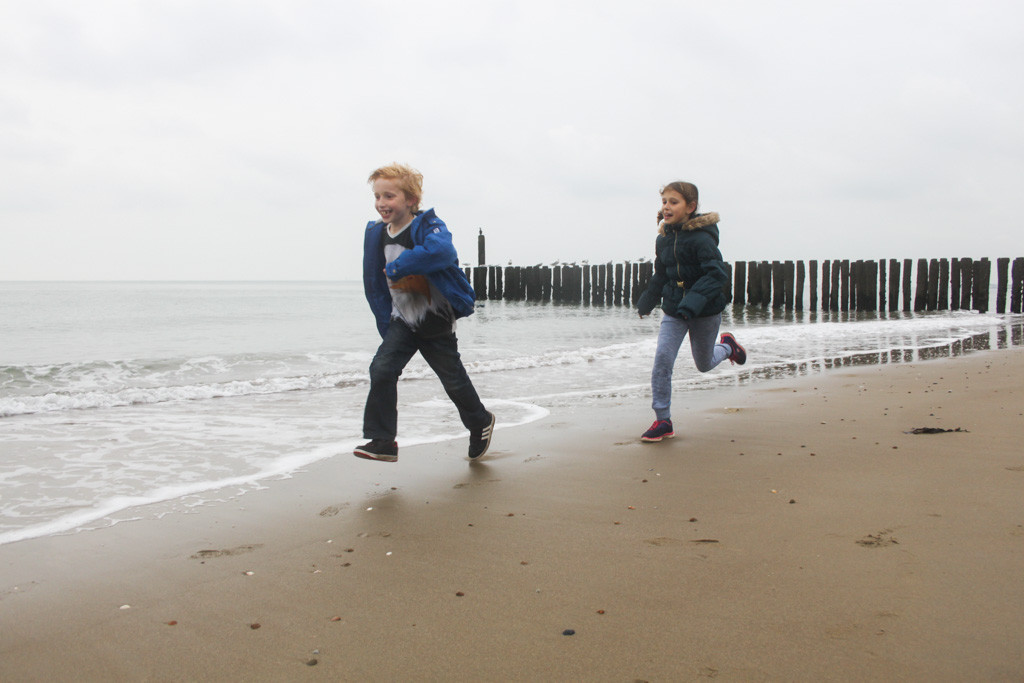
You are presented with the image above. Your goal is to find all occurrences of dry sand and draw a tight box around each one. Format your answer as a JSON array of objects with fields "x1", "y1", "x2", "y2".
[{"x1": 1, "y1": 348, "x2": 1022, "y2": 681}]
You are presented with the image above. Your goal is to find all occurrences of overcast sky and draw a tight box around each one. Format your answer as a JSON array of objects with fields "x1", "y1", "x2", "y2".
[{"x1": 2, "y1": 1, "x2": 1021, "y2": 281}]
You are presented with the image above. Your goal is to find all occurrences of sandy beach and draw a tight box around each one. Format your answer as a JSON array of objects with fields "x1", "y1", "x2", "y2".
[{"x1": 1, "y1": 348, "x2": 1022, "y2": 681}]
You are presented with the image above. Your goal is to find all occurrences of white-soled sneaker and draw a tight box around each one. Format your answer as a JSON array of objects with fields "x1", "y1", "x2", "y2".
[
  {"x1": 354, "y1": 439, "x2": 398, "y2": 463},
  {"x1": 468, "y1": 412, "x2": 495, "y2": 459}
]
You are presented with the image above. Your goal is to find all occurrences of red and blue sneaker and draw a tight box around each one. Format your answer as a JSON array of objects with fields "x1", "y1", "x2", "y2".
[
  {"x1": 720, "y1": 333, "x2": 747, "y2": 365},
  {"x1": 641, "y1": 419, "x2": 675, "y2": 442}
]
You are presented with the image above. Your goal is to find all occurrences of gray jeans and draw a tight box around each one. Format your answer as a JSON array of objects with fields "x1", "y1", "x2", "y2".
[{"x1": 651, "y1": 313, "x2": 730, "y2": 421}]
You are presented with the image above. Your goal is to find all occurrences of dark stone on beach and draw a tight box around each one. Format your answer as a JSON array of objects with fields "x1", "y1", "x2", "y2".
[
  {"x1": 907, "y1": 426, "x2": 968, "y2": 434},
  {"x1": 306, "y1": 659, "x2": 318, "y2": 666},
  {"x1": 562, "y1": 629, "x2": 575, "y2": 636}
]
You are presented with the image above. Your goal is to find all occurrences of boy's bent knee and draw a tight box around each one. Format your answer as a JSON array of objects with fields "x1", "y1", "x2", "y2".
[{"x1": 369, "y1": 356, "x2": 403, "y2": 383}]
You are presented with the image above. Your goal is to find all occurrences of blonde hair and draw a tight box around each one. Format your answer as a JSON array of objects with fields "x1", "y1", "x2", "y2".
[{"x1": 368, "y1": 163, "x2": 424, "y2": 212}]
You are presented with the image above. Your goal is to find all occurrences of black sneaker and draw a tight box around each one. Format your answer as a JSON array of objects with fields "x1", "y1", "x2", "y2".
[
  {"x1": 354, "y1": 439, "x2": 398, "y2": 463},
  {"x1": 468, "y1": 412, "x2": 495, "y2": 459},
  {"x1": 720, "y1": 333, "x2": 747, "y2": 365}
]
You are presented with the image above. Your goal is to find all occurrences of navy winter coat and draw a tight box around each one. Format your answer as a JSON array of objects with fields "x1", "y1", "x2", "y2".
[{"x1": 636, "y1": 212, "x2": 731, "y2": 320}]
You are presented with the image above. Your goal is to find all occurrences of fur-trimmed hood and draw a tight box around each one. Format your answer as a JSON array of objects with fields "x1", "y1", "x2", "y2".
[{"x1": 658, "y1": 211, "x2": 720, "y2": 237}]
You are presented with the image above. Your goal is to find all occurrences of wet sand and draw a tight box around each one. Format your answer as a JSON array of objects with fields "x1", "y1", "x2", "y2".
[{"x1": 1, "y1": 348, "x2": 1022, "y2": 681}]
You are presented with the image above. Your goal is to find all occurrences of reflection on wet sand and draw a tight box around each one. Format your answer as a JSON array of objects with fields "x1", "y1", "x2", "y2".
[{"x1": 729, "y1": 318, "x2": 1024, "y2": 387}]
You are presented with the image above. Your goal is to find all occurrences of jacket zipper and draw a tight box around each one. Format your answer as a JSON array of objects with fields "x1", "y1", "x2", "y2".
[{"x1": 674, "y1": 229, "x2": 684, "y2": 290}]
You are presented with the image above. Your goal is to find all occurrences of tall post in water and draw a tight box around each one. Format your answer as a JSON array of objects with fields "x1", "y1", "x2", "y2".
[
  {"x1": 850, "y1": 260, "x2": 860, "y2": 311},
  {"x1": 959, "y1": 258, "x2": 973, "y2": 310},
  {"x1": 938, "y1": 259, "x2": 950, "y2": 310},
  {"x1": 623, "y1": 261, "x2": 632, "y2": 305},
  {"x1": 585, "y1": 264, "x2": 593, "y2": 307},
  {"x1": 878, "y1": 259, "x2": 887, "y2": 313},
  {"x1": 771, "y1": 261, "x2": 784, "y2": 310},
  {"x1": 865, "y1": 260, "x2": 878, "y2": 312},
  {"x1": 914, "y1": 258, "x2": 928, "y2": 312},
  {"x1": 1011, "y1": 258, "x2": 1024, "y2": 314},
  {"x1": 784, "y1": 261, "x2": 795, "y2": 310},
  {"x1": 888, "y1": 259, "x2": 900, "y2": 311},
  {"x1": 902, "y1": 259, "x2": 912, "y2": 312},
  {"x1": 830, "y1": 260, "x2": 841, "y2": 311},
  {"x1": 840, "y1": 260, "x2": 850, "y2": 312},
  {"x1": 794, "y1": 260, "x2": 804, "y2": 311},
  {"x1": 478, "y1": 229, "x2": 485, "y2": 266},
  {"x1": 926, "y1": 259, "x2": 940, "y2": 311},
  {"x1": 734, "y1": 261, "x2": 747, "y2": 306},
  {"x1": 747, "y1": 262, "x2": 761, "y2": 306},
  {"x1": 631, "y1": 263, "x2": 642, "y2": 305},
  {"x1": 761, "y1": 261, "x2": 773, "y2": 308},
  {"x1": 614, "y1": 263, "x2": 624, "y2": 305},
  {"x1": 821, "y1": 260, "x2": 831, "y2": 311},
  {"x1": 951, "y1": 259, "x2": 961, "y2": 310},
  {"x1": 809, "y1": 260, "x2": 818, "y2": 311},
  {"x1": 973, "y1": 258, "x2": 990, "y2": 312},
  {"x1": 996, "y1": 258, "x2": 1009, "y2": 313}
]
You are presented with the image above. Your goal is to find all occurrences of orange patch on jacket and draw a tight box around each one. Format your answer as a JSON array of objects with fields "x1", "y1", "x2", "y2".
[{"x1": 389, "y1": 274, "x2": 431, "y2": 302}]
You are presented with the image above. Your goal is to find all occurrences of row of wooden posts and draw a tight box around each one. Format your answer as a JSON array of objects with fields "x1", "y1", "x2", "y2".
[{"x1": 462, "y1": 257, "x2": 1024, "y2": 314}]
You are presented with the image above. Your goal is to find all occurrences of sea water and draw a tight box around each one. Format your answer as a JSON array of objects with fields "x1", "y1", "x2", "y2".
[{"x1": 1, "y1": 281, "x2": 1021, "y2": 546}]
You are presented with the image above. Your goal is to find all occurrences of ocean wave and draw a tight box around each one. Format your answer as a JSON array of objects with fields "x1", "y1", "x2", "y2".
[
  {"x1": 0, "y1": 342, "x2": 656, "y2": 417},
  {"x1": 0, "y1": 371, "x2": 365, "y2": 417}
]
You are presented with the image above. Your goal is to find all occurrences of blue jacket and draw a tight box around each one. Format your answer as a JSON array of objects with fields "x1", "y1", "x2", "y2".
[
  {"x1": 363, "y1": 208, "x2": 476, "y2": 337},
  {"x1": 637, "y1": 212, "x2": 730, "y2": 319}
]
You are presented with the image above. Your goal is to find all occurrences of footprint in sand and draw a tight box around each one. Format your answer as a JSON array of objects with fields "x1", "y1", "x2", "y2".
[
  {"x1": 319, "y1": 504, "x2": 350, "y2": 517},
  {"x1": 644, "y1": 537, "x2": 684, "y2": 546},
  {"x1": 189, "y1": 544, "x2": 263, "y2": 559},
  {"x1": 856, "y1": 530, "x2": 898, "y2": 547},
  {"x1": 453, "y1": 479, "x2": 501, "y2": 489}
]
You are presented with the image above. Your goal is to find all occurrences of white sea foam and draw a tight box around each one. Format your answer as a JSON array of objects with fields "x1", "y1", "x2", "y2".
[{"x1": 0, "y1": 396, "x2": 549, "y2": 546}]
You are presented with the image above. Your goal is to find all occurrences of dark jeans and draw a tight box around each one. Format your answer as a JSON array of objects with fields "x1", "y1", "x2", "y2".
[{"x1": 363, "y1": 318, "x2": 489, "y2": 440}]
